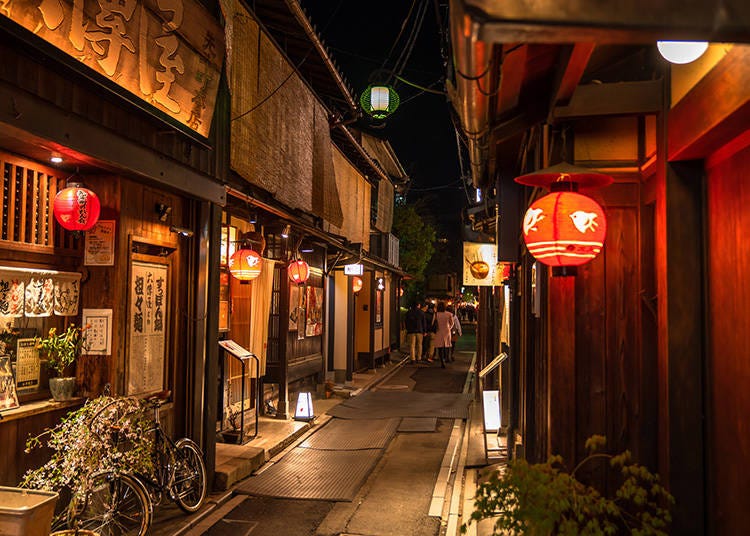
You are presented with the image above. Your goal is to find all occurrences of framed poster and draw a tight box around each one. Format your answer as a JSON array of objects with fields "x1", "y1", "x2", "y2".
[
  {"x1": 82, "y1": 309, "x2": 113, "y2": 355},
  {"x1": 127, "y1": 260, "x2": 169, "y2": 396},
  {"x1": 15, "y1": 338, "x2": 40, "y2": 390},
  {"x1": 305, "y1": 286, "x2": 323, "y2": 337},
  {"x1": 0, "y1": 355, "x2": 19, "y2": 411},
  {"x1": 289, "y1": 285, "x2": 300, "y2": 331},
  {"x1": 85, "y1": 221, "x2": 116, "y2": 266}
]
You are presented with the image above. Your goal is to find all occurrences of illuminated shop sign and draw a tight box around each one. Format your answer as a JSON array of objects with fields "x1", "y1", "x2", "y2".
[
  {"x1": 1, "y1": 0, "x2": 224, "y2": 137},
  {"x1": 344, "y1": 263, "x2": 363, "y2": 276}
]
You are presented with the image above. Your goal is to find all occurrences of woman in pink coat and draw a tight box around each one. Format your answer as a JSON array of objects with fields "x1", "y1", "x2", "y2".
[{"x1": 434, "y1": 302, "x2": 454, "y2": 368}]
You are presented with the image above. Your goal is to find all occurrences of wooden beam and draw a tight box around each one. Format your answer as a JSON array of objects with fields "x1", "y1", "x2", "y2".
[
  {"x1": 669, "y1": 46, "x2": 750, "y2": 161},
  {"x1": 496, "y1": 45, "x2": 528, "y2": 116},
  {"x1": 548, "y1": 44, "x2": 595, "y2": 123},
  {"x1": 465, "y1": 0, "x2": 750, "y2": 44},
  {"x1": 553, "y1": 79, "x2": 663, "y2": 119}
]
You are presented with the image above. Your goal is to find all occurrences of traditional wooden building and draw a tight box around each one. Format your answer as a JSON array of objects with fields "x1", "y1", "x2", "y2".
[
  {"x1": 218, "y1": 0, "x2": 406, "y2": 432},
  {"x1": 0, "y1": 0, "x2": 226, "y2": 486},
  {"x1": 449, "y1": 0, "x2": 750, "y2": 532}
]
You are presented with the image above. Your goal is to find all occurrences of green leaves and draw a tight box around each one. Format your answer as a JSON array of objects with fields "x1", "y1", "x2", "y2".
[
  {"x1": 462, "y1": 436, "x2": 674, "y2": 536},
  {"x1": 35, "y1": 324, "x2": 89, "y2": 377},
  {"x1": 392, "y1": 204, "x2": 436, "y2": 282}
]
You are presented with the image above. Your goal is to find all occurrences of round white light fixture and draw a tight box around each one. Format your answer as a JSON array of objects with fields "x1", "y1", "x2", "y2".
[
  {"x1": 657, "y1": 41, "x2": 709, "y2": 64},
  {"x1": 50, "y1": 156, "x2": 63, "y2": 164}
]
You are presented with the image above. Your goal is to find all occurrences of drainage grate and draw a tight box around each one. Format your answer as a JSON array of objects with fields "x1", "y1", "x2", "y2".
[
  {"x1": 298, "y1": 418, "x2": 399, "y2": 450},
  {"x1": 398, "y1": 417, "x2": 438, "y2": 432},
  {"x1": 326, "y1": 391, "x2": 472, "y2": 420}
]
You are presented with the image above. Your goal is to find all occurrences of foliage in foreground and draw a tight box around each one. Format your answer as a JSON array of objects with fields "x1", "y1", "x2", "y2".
[
  {"x1": 462, "y1": 435, "x2": 674, "y2": 536},
  {"x1": 21, "y1": 396, "x2": 155, "y2": 506}
]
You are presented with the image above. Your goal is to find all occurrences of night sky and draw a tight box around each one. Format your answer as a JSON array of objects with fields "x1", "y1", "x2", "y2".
[{"x1": 300, "y1": 1, "x2": 466, "y2": 245}]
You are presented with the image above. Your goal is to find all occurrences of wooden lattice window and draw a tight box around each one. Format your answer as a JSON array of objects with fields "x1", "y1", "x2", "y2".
[{"x1": 0, "y1": 153, "x2": 68, "y2": 250}]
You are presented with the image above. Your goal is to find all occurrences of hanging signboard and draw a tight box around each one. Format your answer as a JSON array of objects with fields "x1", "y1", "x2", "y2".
[
  {"x1": 0, "y1": 0, "x2": 224, "y2": 137},
  {"x1": 463, "y1": 242, "x2": 505, "y2": 286},
  {"x1": 85, "y1": 220, "x2": 116, "y2": 266},
  {"x1": 127, "y1": 261, "x2": 168, "y2": 396},
  {"x1": 344, "y1": 263, "x2": 363, "y2": 276}
]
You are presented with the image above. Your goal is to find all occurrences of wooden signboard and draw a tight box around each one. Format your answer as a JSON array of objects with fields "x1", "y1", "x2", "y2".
[{"x1": 0, "y1": 0, "x2": 224, "y2": 137}]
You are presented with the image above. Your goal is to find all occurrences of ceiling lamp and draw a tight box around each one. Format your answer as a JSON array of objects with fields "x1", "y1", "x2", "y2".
[
  {"x1": 229, "y1": 248, "x2": 262, "y2": 281},
  {"x1": 53, "y1": 182, "x2": 101, "y2": 231},
  {"x1": 657, "y1": 41, "x2": 709, "y2": 64},
  {"x1": 287, "y1": 259, "x2": 310, "y2": 285},
  {"x1": 360, "y1": 84, "x2": 400, "y2": 120},
  {"x1": 515, "y1": 163, "x2": 612, "y2": 275},
  {"x1": 352, "y1": 276, "x2": 363, "y2": 293}
]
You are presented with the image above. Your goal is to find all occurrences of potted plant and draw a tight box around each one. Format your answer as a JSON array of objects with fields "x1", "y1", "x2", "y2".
[
  {"x1": 461, "y1": 435, "x2": 674, "y2": 536},
  {"x1": 36, "y1": 324, "x2": 88, "y2": 401}
]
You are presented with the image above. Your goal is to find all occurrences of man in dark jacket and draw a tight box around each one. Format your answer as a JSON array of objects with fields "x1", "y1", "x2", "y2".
[{"x1": 405, "y1": 301, "x2": 426, "y2": 363}]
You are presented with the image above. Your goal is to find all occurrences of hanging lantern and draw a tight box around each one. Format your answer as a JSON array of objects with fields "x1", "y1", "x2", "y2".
[
  {"x1": 360, "y1": 84, "x2": 400, "y2": 119},
  {"x1": 53, "y1": 183, "x2": 101, "y2": 231},
  {"x1": 515, "y1": 163, "x2": 612, "y2": 273},
  {"x1": 229, "y1": 249, "x2": 262, "y2": 281},
  {"x1": 287, "y1": 259, "x2": 310, "y2": 284},
  {"x1": 521, "y1": 191, "x2": 607, "y2": 267},
  {"x1": 352, "y1": 276, "x2": 363, "y2": 293}
]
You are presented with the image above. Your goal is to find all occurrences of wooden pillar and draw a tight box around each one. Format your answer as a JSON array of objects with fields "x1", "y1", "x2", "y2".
[
  {"x1": 277, "y1": 267, "x2": 290, "y2": 418},
  {"x1": 665, "y1": 160, "x2": 706, "y2": 534},
  {"x1": 547, "y1": 274, "x2": 576, "y2": 466}
]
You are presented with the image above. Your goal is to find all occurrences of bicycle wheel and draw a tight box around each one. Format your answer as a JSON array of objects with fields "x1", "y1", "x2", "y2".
[
  {"x1": 68, "y1": 472, "x2": 152, "y2": 536},
  {"x1": 172, "y1": 438, "x2": 207, "y2": 513}
]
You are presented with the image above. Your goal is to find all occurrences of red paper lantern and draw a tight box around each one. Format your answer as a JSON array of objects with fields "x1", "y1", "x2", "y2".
[
  {"x1": 522, "y1": 191, "x2": 607, "y2": 267},
  {"x1": 53, "y1": 184, "x2": 101, "y2": 231},
  {"x1": 229, "y1": 249, "x2": 262, "y2": 280},
  {"x1": 287, "y1": 260, "x2": 310, "y2": 284},
  {"x1": 352, "y1": 276, "x2": 363, "y2": 293}
]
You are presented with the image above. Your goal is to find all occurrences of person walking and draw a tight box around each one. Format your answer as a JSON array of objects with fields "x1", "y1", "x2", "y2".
[
  {"x1": 447, "y1": 305, "x2": 462, "y2": 361},
  {"x1": 404, "y1": 301, "x2": 426, "y2": 364},
  {"x1": 423, "y1": 303, "x2": 438, "y2": 361},
  {"x1": 434, "y1": 302, "x2": 454, "y2": 368}
]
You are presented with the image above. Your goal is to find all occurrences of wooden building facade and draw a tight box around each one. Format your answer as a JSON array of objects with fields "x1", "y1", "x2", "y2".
[
  {"x1": 449, "y1": 0, "x2": 750, "y2": 533},
  {"x1": 0, "y1": 0, "x2": 227, "y2": 486}
]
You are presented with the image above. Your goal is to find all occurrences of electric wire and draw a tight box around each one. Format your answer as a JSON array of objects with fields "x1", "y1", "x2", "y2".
[{"x1": 390, "y1": 0, "x2": 429, "y2": 85}]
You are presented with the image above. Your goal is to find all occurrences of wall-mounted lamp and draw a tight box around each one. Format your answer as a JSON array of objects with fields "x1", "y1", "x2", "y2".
[
  {"x1": 281, "y1": 224, "x2": 291, "y2": 239},
  {"x1": 50, "y1": 155, "x2": 63, "y2": 164},
  {"x1": 170, "y1": 225, "x2": 194, "y2": 237},
  {"x1": 249, "y1": 212, "x2": 258, "y2": 224},
  {"x1": 156, "y1": 203, "x2": 172, "y2": 222},
  {"x1": 300, "y1": 245, "x2": 314, "y2": 253},
  {"x1": 657, "y1": 40, "x2": 709, "y2": 64}
]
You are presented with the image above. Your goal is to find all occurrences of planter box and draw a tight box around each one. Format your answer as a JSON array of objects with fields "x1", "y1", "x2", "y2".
[{"x1": 0, "y1": 486, "x2": 58, "y2": 536}]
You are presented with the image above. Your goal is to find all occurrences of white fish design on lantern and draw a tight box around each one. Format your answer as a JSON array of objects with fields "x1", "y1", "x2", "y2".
[
  {"x1": 523, "y1": 208, "x2": 545, "y2": 235},
  {"x1": 570, "y1": 211, "x2": 599, "y2": 233}
]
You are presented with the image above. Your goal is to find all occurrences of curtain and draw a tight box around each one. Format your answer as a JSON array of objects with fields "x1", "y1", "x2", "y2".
[{"x1": 249, "y1": 259, "x2": 275, "y2": 377}]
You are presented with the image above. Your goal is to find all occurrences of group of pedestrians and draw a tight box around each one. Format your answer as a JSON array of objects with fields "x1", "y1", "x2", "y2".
[{"x1": 404, "y1": 300, "x2": 462, "y2": 368}]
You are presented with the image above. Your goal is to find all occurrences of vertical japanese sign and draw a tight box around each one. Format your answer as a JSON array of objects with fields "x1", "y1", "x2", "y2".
[
  {"x1": 0, "y1": 0, "x2": 223, "y2": 137},
  {"x1": 127, "y1": 261, "x2": 168, "y2": 395},
  {"x1": 15, "y1": 338, "x2": 40, "y2": 390}
]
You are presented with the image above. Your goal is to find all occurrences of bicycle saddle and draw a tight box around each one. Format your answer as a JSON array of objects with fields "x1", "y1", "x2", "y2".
[{"x1": 146, "y1": 390, "x2": 172, "y2": 404}]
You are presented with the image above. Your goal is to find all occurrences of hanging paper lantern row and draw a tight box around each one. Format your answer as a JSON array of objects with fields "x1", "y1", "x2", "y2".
[
  {"x1": 53, "y1": 184, "x2": 101, "y2": 231},
  {"x1": 522, "y1": 191, "x2": 607, "y2": 267},
  {"x1": 352, "y1": 276, "x2": 363, "y2": 293},
  {"x1": 229, "y1": 249, "x2": 262, "y2": 281},
  {"x1": 287, "y1": 260, "x2": 310, "y2": 284}
]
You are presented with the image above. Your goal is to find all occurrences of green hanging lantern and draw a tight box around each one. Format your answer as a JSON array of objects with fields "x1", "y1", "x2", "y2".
[{"x1": 360, "y1": 84, "x2": 400, "y2": 119}]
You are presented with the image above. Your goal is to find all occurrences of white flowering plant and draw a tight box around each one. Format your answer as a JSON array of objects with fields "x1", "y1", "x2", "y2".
[{"x1": 21, "y1": 395, "x2": 155, "y2": 520}]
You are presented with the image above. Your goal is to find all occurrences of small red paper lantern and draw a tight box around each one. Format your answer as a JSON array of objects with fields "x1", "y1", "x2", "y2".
[
  {"x1": 522, "y1": 191, "x2": 607, "y2": 267},
  {"x1": 229, "y1": 249, "x2": 262, "y2": 281},
  {"x1": 352, "y1": 276, "x2": 363, "y2": 293},
  {"x1": 53, "y1": 184, "x2": 101, "y2": 231},
  {"x1": 287, "y1": 260, "x2": 310, "y2": 284}
]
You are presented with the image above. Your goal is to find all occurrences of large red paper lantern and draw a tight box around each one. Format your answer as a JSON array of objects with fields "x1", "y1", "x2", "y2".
[
  {"x1": 352, "y1": 276, "x2": 363, "y2": 293},
  {"x1": 522, "y1": 191, "x2": 607, "y2": 267},
  {"x1": 53, "y1": 184, "x2": 101, "y2": 231},
  {"x1": 287, "y1": 260, "x2": 310, "y2": 284},
  {"x1": 229, "y1": 249, "x2": 262, "y2": 281}
]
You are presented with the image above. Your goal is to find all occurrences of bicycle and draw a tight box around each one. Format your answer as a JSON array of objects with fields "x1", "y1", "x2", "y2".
[{"x1": 68, "y1": 391, "x2": 207, "y2": 536}]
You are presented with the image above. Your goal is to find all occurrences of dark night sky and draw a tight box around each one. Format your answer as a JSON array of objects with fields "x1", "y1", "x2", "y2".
[{"x1": 300, "y1": 1, "x2": 466, "y2": 242}]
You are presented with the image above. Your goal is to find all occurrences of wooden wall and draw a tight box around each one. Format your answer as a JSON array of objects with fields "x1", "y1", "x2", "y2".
[
  {"x1": 537, "y1": 178, "x2": 653, "y2": 490},
  {"x1": 705, "y1": 141, "x2": 750, "y2": 533}
]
